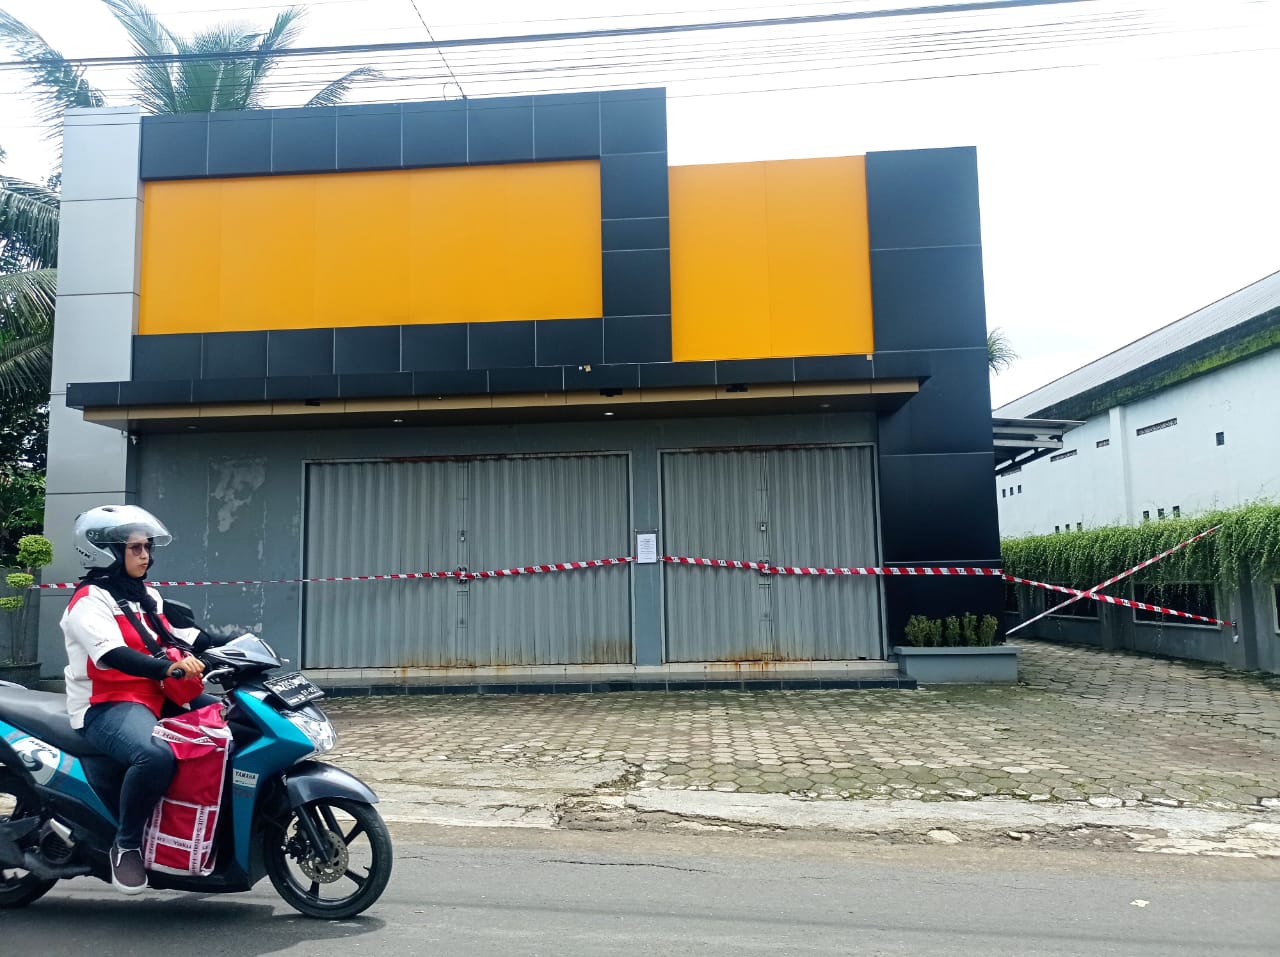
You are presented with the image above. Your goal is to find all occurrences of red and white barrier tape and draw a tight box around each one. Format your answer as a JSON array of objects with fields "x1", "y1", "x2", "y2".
[
  {"x1": 33, "y1": 546, "x2": 1230, "y2": 629},
  {"x1": 34, "y1": 557, "x2": 635, "y2": 591},
  {"x1": 1006, "y1": 524, "x2": 1221, "y2": 635},
  {"x1": 1003, "y1": 573, "x2": 1232, "y2": 628}
]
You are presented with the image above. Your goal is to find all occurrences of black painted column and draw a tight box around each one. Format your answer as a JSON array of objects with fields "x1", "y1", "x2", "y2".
[{"x1": 865, "y1": 147, "x2": 1002, "y2": 645}]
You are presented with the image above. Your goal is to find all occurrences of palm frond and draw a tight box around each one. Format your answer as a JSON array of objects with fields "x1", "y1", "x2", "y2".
[
  {"x1": 987, "y1": 328, "x2": 1018, "y2": 374},
  {"x1": 303, "y1": 66, "x2": 384, "y2": 108},
  {"x1": 0, "y1": 269, "x2": 58, "y2": 324},
  {"x1": 0, "y1": 11, "x2": 107, "y2": 133},
  {"x1": 0, "y1": 268, "x2": 55, "y2": 395},
  {"x1": 173, "y1": 25, "x2": 259, "y2": 112},
  {"x1": 101, "y1": 0, "x2": 180, "y2": 113},
  {"x1": 0, "y1": 178, "x2": 60, "y2": 267},
  {"x1": 242, "y1": 7, "x2": 306, "y2": 110}
]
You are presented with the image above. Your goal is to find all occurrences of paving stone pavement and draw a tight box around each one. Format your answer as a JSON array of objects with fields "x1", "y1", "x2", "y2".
[{"x1": 324, "y1": 639, "x2": 1280, "y2": 813}]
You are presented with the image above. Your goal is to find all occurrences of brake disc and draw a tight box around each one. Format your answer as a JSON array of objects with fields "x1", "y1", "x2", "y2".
[{"x1": 293, "y1": 829, "x2": 348, "y2": 884}]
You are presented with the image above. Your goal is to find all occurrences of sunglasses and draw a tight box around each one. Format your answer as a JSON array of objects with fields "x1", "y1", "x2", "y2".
[{"x1": 125, "y1": 542, "x2": 155, "y2": 555}]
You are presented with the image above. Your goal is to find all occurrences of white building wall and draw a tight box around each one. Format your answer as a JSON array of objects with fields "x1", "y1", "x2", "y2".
[
  {"x1": 39, "y1": 108, "x2": 144, "y2": 640},
  {"x1": 997, "y1": 348, "x2": 1280, "y2": 537}
]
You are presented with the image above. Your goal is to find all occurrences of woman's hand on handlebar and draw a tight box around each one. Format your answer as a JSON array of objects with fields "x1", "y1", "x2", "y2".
[{"x1": 168, "y1": 655, "x2": 205, "y2": 679}]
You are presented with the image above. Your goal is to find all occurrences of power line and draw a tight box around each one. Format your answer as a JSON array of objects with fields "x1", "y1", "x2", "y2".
[
  {"x1": 405, "y1": 0, "x2": 466, "y2": 98},
  {"x1": 0, "y1": 0, "x2": 1097, "y2": 69}
]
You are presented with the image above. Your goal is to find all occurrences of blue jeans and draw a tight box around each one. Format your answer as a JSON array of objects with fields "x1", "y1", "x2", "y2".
[{"x1": 81, "y1": 702, "x2": 174, "y2": 849}]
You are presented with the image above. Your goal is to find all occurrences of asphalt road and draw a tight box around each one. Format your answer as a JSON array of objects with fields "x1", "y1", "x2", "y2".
[{"x1": 3, "y1": 827, "x2": 1277, "y2": 956}]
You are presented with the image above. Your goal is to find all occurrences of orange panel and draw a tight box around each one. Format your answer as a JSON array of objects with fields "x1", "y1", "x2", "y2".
[
  {"x1": 139, "y1": 162, "x2": 602, "y2": 335},
  {"x1": 669, "y1": 156, "x2": 874, "y2": 362}
]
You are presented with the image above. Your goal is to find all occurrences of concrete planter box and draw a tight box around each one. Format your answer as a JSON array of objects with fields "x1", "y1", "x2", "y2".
[{"x1": 892, "y1": 645, "x2": 1020, "y2": 683}]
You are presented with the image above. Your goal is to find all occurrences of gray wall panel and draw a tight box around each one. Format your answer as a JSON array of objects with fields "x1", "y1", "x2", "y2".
[{"x1": 124, "y1": 413, "x2": 879, "y2": 676}]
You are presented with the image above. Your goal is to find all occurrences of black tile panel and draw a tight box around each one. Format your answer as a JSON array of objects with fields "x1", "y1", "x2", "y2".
[
  {"x1": 488, "y1": 366, "x2": 564, "y2": 393},
  {"x1": 600, "y1": 89, "x2": 667, "y2": 154},
  {"x1": 267, "y1": 329, "x2": 335, "y2": 376},
  {"x1": 469, "y1": 320, "x2": 534, "y2": 369},
  {"x1": 336, "y1": 104, "x2": 402, "y2": 171},
  {"x1": 467, "y1": 96, "x2": 534, "y2": 164},
  {"x1": 412, "y1": 369, "x2": 489, "y2": 396},
  {"x1": 877, "y1": 347, "x2": 992, "y2": 456},
  {"x1": 192, "y1": 377, "x2": 267, "y2": 403},
  {"x1": 533, "y1": 93, "x2": 601, "y2": 160},
  {"x1": 535, "y1": 317, "x2": 602, "y2": 367},
  {"x1": 340, "y1": 372, "x2": 414, "y2": 398},
  {"x1": 865, "y1": 146, "x2": 982, "y2": 251},
  {"x1": 716, "y1": 358, "x2": 795, "y2": 385},
  {"x1": 602, "y1": 249, "x2": 671, "y2": 318},
  {"x1": 869, "y1": 245, "x2": 987, "y2": 352},
  {"x1": 132, "y1": 334, "x2": 202, "y2": 381},
  {"x1": 414, "y1": 368, "x2": 488, "y2": 394},
  {"x1": 877, "y1": 451, "x2": 1001, "y2": 566},
  {"x1": 264, "y1": 375, "x2": 341, "y2": 401},
  {"x1": 881, "y1": 575, "x2": 1004, "y2": 651},
  {"x1": 66, "y1": 381, "x2": 121, "y2": 408},
  {"x1": 563, "y1": 363, "x2": 639, "y2": 391},
  {"x1": 271, "y1": 108, "x2": 336, "y2": 174},
  {"x1": 868, "y1": 350, "x2": 930, "y2": 380},
  {"x1": 140, "y1": 115, "x2": 209, "y2": 179},
  {"x1": 638, "y1": 360, "x2": 715, "y2": 388},
  {"x1": 402, "y1": 101, "x2": 468, "y2": 167},
  {"x1": 600, "y1": 152, "x2": 670, "y2": 220},
  {"x1": 605, "y1": 315, "x2": 673, "y2": 365},
  {"x1": 334, "y1": 326, "x2": 401, "y2": 374},
  {"x1": 207, "y1": 113, "x2": 271, "y2": 177},
  {"x1": 794, "y1": 354, "x2": 876, "y2": 382},
  {"x1": 202, "y1": 331, "x2": 268, "y2": 379},
  {"x1": 602, "y1": 217, "x2": 669, "y2": 251},
  {"x1": 402, "y1": 323, "x2": 469, "y2": 371},
  {"x1": 119, "y1": 379, "x2": 193, "y2": 405}
]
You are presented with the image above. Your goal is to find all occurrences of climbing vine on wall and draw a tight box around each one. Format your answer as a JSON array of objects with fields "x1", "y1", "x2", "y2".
[{"x1": 1001, "y1": 503, "x2": 1280, "y2": 590}]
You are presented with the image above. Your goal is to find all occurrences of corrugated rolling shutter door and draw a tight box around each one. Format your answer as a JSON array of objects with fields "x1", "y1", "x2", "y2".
[
  {"x1": 304, "y1": 453, "x2": 631, "y2": 668},
  {"x1": 463, "y1": 454, "x2": 632, "y2": 665},
  {"x1": 662, "y1": 445, "x2": 882, "y2": 662}
]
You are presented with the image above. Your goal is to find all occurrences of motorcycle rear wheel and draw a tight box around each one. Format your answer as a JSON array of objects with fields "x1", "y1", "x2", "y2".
[
  {"x1": 0, "y1": 772, "x2": 57, "y2": 909},
  {"x1": 264, "y1": 797, "x2": 392, "y2": 919}
]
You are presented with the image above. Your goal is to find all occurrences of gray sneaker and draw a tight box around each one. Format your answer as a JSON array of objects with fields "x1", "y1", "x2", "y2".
[{"x1": 110, "y1": 845, "x2": 147, "y2": 895}]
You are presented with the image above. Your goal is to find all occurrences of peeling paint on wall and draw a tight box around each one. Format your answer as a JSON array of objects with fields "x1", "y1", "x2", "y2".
[{"x1": 211, "y1": 459, "x2": 266, "y2": 533}]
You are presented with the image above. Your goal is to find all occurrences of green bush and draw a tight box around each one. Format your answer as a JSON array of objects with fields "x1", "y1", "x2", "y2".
[
  {"x1": 904, "y1": 612, "x2": 1002, "y2": 647},
  {"x1": 977, "y1": 615, "x2": 999, "y2": 646},
  {"x1": 16, "y1": 535, "x2": 53, "y2": 569},
  {"x1": 5, "y1": 572, "x2": 34, "y2": 591},
  {"x1": 1001, "y1": 502, "x2": 1280, "y2": 590}
]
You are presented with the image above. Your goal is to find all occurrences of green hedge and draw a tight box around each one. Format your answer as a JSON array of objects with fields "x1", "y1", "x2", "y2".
[{"x1": 1001, "y1": 503, "x2": 1280, "y2": 590}]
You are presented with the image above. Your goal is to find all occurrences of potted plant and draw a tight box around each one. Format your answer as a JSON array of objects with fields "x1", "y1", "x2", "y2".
[
  {"x1": 892, "y1": 612, "x2": 1019, "y2": 683},
  {"x1": 1, "y1": 534, "x2": 53, "y2": 688}
]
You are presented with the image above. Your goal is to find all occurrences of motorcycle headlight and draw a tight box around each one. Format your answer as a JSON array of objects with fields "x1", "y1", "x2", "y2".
[{"x1": 284, "y1": 707, "x2": 337, "y2": 756}]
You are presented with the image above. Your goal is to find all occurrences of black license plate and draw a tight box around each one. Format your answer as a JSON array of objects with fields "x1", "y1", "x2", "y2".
[{"x1": 264, "y1": 672, "x2": 324, "y2": 707}]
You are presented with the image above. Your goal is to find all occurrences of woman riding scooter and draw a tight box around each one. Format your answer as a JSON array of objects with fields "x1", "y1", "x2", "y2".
[{"x1": 61, "y1": 504, "x2": 223, "y2": 895}]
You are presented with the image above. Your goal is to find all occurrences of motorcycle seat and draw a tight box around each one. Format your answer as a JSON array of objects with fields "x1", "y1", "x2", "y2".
[{"x1": 0, "y1": 686, "x2": 105, "y2": 757}]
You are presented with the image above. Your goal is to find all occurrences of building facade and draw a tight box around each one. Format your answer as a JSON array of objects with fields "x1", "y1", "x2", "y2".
[
  {"x1": 41, "y1": 89, "x2": 1000, "y2": 680},
  {"x1": 995, "y1": 272, "x2": 1280, "y2": 673}
]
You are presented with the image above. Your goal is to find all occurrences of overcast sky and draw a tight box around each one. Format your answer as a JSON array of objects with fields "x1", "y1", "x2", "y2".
[{"x1": 1, "y1": 0, "x2": 1276, "y2": 408}]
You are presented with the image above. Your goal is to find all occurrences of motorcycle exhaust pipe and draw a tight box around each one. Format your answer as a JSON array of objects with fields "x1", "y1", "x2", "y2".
[{"x1": 0, "y1": 817, "x2": 90, "y2": 880}]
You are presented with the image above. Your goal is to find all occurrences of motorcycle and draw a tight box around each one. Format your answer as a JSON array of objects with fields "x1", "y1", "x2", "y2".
[{"x1": 0, "y1": 601, "x2": 392, "y2": 919}]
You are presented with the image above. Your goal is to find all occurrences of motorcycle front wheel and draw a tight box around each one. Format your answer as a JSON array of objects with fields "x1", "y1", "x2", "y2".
[
  {"x1": 0, "y1": 772, "x2": 57, "y2": 909},
  {"x1": 264, "y1": 797, "x2": 392, "y2": 919}
]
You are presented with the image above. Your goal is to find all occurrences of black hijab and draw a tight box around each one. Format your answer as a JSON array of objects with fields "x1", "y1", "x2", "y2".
[{"x1": 80, "y1": 544, "x2": 157, "y2": 613}]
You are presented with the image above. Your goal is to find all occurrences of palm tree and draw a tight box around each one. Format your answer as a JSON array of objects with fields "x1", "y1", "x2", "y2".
[
  {"x1": 0, "y1": 2, "x2": 378, "y2": 118},
  {"x1": 0, "y1": 173, "x2": 59, "y2": 396},
  {"x1": 987, "y1": 327, "x2": 1017, "y2": 374},
  {"x1": 0, "y1": 1, "x2": 379, "y2": 393}
]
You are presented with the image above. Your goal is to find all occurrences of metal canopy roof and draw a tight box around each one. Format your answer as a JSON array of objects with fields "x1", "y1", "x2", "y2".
[{"x1": 993, "y1": 416, "x2": 1084, "y2": 476}]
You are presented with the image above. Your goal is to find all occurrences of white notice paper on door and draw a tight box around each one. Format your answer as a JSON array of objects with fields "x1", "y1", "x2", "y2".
[{"x1": 636, "y1": 532, "x2": 658, "y2": 564}]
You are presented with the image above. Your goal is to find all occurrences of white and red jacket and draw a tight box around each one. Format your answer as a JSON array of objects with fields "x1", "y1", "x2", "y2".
[{"x1": 61, "y1": 583, "x2": 202, "y2": 729}]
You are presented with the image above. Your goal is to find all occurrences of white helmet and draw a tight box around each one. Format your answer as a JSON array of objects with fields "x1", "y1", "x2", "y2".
[{"x1": 73, "y1": 504, "x2": 173, "y2": 570}]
